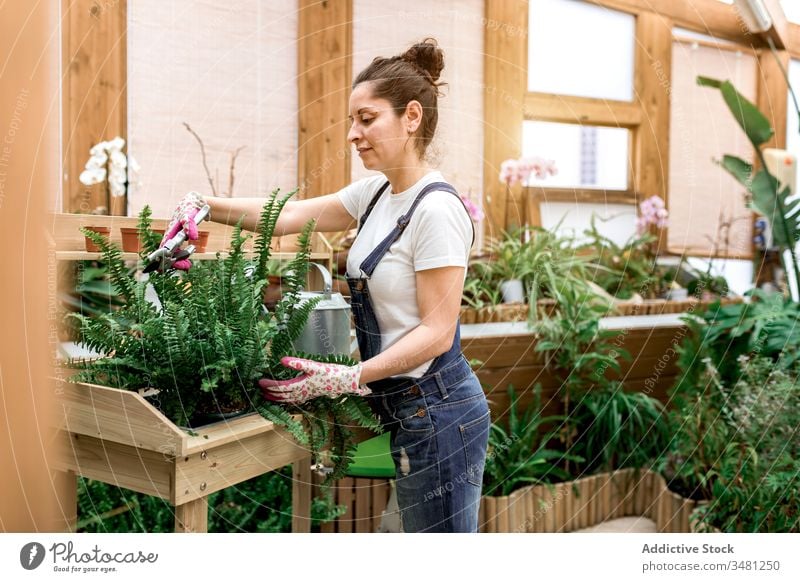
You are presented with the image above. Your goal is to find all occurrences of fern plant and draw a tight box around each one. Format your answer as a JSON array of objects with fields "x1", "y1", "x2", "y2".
[
  {"x1": 483, "y1": 384, "x2": 581, "y2": 497},
  {"x1": 67, "y1": 192, "x2": 381, "y2": 479}
]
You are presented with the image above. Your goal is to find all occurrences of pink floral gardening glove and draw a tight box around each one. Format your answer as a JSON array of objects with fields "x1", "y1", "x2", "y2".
[
  {"x1": 160, "y1": 191, "x2": 206, "y2": 271},
  {"x1": 258, "y1": 356, "x2": 370, "y2": 404}
]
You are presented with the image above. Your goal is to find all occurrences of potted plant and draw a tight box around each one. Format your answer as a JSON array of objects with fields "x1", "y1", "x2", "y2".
[{"x1": 67, "y1": 191, "x2": 381, "y2": 482}]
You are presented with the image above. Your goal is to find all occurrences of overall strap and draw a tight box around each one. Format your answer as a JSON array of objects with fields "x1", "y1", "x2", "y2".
[
  {"x1": 358, "y1": 181, "x2": 473, "y2": 278},
  {"x1": 357, "y1": 181, "x2": 391, "y2": 234}
]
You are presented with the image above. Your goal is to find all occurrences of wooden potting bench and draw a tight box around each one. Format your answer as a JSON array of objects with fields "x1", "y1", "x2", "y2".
[{"x1": 51, "y1": 212, "x2": 351, "y2": 532}]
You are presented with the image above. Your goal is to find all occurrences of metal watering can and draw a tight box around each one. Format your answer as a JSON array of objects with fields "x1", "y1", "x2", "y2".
[{"x1": 292, "y1": 263, "x2": 352, "y2": 357}]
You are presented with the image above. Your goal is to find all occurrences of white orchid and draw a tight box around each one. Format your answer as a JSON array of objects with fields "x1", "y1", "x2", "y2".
[
  {"x1": 106, "y1": 136, "x2": 125, "y2": 152},
  {"x1": 109, "y1": 150, "x2": 127, "y2": 169},
  {"x1": 79, "y1": 136, "x2": 137, "y2": 199},
  {"x1": 79, "y1": 167, "x2": 106, "y2": 186}
]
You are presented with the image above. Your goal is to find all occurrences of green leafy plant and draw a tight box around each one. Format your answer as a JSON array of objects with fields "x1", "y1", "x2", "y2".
[
  {"x1": 463, "y1": 224, "x2": 596, "y2": 321},
  {"x1": 580, "y1": 215, "x2": 666, "y2": 300},
  {"x1": 675, "y1": 290, "x2": 800, "y2": 392},
  {"x1": 483, "y1": 385, "x2": 582, "y2": 497},
  {"x1": 677, "y1": 356, "x2": 800, "y2": 531},
  {"x1": 698, "y1": 75, "x2": 800, "y2": 290},
  {"x1": 569, "y1": 381, "x2": 669, "y2": 474},
  {"x1": 66, "y1": 193, "x2": 380, "y2": 481}
]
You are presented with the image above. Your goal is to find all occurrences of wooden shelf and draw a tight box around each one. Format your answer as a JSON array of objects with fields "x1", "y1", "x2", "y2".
[{"x1": 56, "y1": 250, "x2": 332, "y2": 262}]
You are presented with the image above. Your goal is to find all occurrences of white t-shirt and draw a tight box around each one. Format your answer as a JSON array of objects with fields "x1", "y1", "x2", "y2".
[{"x1": 336, "y1": 171, "x2": 473, "y2": 377}]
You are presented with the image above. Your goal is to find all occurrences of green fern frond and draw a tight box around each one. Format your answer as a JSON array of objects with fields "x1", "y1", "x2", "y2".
[{"x1": 81, "y1": 228, "x2": 136, "y2": 303}]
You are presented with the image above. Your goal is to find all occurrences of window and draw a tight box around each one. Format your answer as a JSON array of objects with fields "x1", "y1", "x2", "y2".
[
  {"x1": 522, "y1": 120, "x2": 629, "y2": 190},
  {"x1": 528, "y1": 0, "x2": 635, "y2": 101}
]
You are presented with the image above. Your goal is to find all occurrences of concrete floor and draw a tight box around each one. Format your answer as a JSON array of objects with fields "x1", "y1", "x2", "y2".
[{"x1": 573, "y1": 516, "x2": 658, "y2": 533}]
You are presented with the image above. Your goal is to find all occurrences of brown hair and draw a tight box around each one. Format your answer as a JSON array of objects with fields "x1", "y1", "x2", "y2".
[{"x1": 353, "y1": 38, "x2": 446, "y2": 159}]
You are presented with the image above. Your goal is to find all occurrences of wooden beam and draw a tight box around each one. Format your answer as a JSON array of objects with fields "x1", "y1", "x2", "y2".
[
  {"x1": 790, "y1": 23, "x2": 800, "y2": 58},
  {"x1": 757, "y1": 49, "x2": 790, "y2": 151},
  {"x1": 292, "y1": 460, "x2": 313, "y2": 533},
  {"x1": 297, "y1": 0, "x2": 352, "y2": 200},
  {"x1": 523, "y1": 92, "x2": 642, "y2": 128},
  {"x1": 634, "y1": 12, "x2": 673, "y2": 252},
  {"x1": 528, "y1": 187, "x2": 637, "y2": 205},
  {"x1": 175, "y1": 498, "x2": 208, "y2": 533},
  {"x1": 62, "y1": 0, "x2": 127, "y2": 216},
  {"x1": 586, "y1": 0, "x2": 766, "y2": 45},
  {"x1": 764, "y1": 0, "x2": 790, "y2": 50},
  {"x1": 484, "y1": 0, "x2": 529, "y2": 235}
]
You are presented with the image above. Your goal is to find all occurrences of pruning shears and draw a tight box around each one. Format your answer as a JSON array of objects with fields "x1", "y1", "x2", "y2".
[{"x1": 143, "y1": 204, "x2": 211, "y2": 273}]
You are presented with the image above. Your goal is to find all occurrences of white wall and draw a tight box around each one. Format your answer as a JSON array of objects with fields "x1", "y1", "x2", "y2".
[
  {"x1": 351, "y1": 1, "x2": 484, "y2": 202},
  {"x1": 127, "y1": 1, "x2": 298, "y2": 218}
]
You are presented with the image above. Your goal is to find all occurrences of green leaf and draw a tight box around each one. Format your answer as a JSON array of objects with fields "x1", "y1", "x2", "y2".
[
  {"x1": 698, "y1": 76, "x2": 773, "y2": 146},
  {"x1": 720, "y1": 155, "x2": 753, "y2": 187},
  {"x1": 750, "y1": 175, "x2": 799, "y2": 247}
]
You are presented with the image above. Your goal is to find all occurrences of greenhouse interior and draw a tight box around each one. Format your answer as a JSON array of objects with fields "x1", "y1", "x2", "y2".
[{"x1": 2, "y1": 0, "x2": 799, "y2": 560}]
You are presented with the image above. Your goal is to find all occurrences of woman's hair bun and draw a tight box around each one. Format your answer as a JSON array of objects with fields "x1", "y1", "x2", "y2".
[{"x1": 401, "y1": 38, "x2": 444, "y2": 83}]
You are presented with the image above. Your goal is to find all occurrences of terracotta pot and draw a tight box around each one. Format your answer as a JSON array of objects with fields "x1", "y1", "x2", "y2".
[
  {"x1": 262, "y1": 275, "x2": 284, "y2": 310},
  {"x1": 83, "y1": 226, "x2": 110, "y2": 252},
  {"x1": 195, "y1": 231, "x2": 210, "y2": 253},
  {"x1": 120, "y1": 227, "x2": 142, "y2": 252}
]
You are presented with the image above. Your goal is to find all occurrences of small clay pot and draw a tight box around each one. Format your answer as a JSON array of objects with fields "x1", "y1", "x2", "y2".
[
  {"x1": 195, "y1": 231, "x2": 210, "y2": 253},
  {"x1": 84, "y1": 226, "x2": 110, "y2": 252},
  {"x1": 120, "y1": 227, "x2": 142, "y2": 252}
]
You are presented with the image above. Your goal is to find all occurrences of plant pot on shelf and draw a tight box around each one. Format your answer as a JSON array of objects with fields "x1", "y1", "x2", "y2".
[
  {"x1": 83, "y1": 226, "x2": 110, "y2": 252},
  {"x1": 120, "y1": 228, "x2": 167, "y2": 252},
  {"x1": 262, "y1": 275, "x2": 284, "y2": 311},
  {"x1": 120, "y1": 227, "x2": 142, "y2": 252},
  {"x1": 499, "y1": 279, "x2": 524, "y2": 303},
  {"x1": 194, "y1": 231, "x2": 209, "y2": 253}
]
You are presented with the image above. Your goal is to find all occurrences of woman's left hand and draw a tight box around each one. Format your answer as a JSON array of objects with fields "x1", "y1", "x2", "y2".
[{"x1": 258, "y1": 356, "x2": 370, "y2": 404}]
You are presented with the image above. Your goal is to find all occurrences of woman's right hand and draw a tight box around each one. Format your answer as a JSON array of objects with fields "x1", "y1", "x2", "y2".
[{"x1": 161, "y1": 191, "x2": 207, "y2": 246}]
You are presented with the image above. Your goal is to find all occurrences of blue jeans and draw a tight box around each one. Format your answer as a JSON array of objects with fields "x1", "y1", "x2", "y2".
[{"x1": 367, "y1": 355, "x2": 490, "y2": 533}]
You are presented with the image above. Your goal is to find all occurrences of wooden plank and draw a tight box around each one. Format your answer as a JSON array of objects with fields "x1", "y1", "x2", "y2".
[
  {"x1": 56, "y1": 381, "x2": 185, "y2": 456},
  {"x1": 484, "y1": 0, "x2": 528, "y2": 234},
  {"x1": 174, "y1": 427, "x2": 309, "y2": 506},
  {"x1": 524, "y1": 92, "x2": 642, "y2": 127},
  {"x1": 297, "y1": 0, "x2": 352, "y2": 199},
  {"x1": 292, "y1": 460, "x2": 313, "y2": 533},
  {"x1": 175, "y1": 497, "x2": 208, "y2": 533},
  {"x1": 757, "y1": 49, "x2": 790, "y2": 151},
  {"x1": 56, "y1": 432, "x2": 172, "y2": 500},
  {"x1": 338, "y1": 477, "x2": 355, "y2": 533},
  {"x1": 586, "y1": 0, "x2": 767, "y2": 45},
  {"x1": 49, "y1": 212, "x2": 332, "y2": 257},
  {"x1": 634, "y1": 11, "x2": 672, "y2": 254},
  {"x1": 54, "y1": 471, "x2": 79, "y2": 533},
  {"x1": 496, "y1": 495, "x2": 509, "y2": 532},
  {"x1": 354, "y1": 477, "x2": 372, "y2": 533},
  {"x1": 371, "y1": 480, "x2": 389, "y2": 532},
  {"x1": 62, "y1": 0, "x2": 127, "y2": 216},
  {"x1": 528, "y1": 187, "x2": 637, "y2": 205}
]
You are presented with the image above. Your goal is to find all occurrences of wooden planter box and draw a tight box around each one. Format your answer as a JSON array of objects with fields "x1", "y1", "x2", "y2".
[
  {"x1": 313, "y1": 468, "x2": 702, "y2": 533},
  {"x1": 460, "y1": 296, "x2": 743, "y2": 323},
  {"x1": 478, "y1": 468, "x2": 699, "y2": 533},
  {"x1": 54, "y1": 379, "x2": 368, "y2": 532}
]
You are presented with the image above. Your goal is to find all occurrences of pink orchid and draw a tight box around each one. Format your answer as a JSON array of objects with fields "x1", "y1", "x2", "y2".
[
  {"x1": 460, "y1": 194, "x2": 485, "y2": 222},
  {"x1": 636, "y1": 195, "x2": 669, "y2": 235},
  {"x1": 499, "y1": 156, "x2": 557, "y2": 186}
]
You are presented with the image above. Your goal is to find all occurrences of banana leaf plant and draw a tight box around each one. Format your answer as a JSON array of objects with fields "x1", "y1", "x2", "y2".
[{"x1": 697, "y1": 76, "x2": 800, "y2": 294}]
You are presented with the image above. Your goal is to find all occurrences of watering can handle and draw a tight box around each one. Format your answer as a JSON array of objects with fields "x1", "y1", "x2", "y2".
[{"x1": 307, "y1": 262, "x2": 332, "y2": 298}]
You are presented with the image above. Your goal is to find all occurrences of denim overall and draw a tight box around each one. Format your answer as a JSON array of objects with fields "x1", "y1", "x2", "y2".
[{"x1": 346, "y1": 181, "x2": 490, "y2": 533}]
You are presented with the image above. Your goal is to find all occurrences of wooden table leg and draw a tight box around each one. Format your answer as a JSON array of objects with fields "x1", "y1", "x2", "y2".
[
  {"x1": 53, "y1": 469, "x2": 78, "y2": 532},
  {"x1": 175, "y1": 497, "x2": 208, "y2": 532},
  {"x1": 292, "y1": 460, "x2": 312, "y2": 533}
]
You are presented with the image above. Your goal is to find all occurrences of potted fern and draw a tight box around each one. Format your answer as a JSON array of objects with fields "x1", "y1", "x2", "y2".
[{"x1": 67, "y1": 190, "x2": 380, "y2": 483}]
